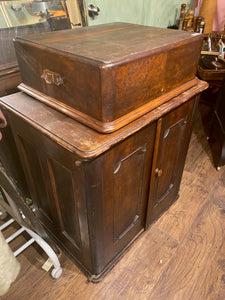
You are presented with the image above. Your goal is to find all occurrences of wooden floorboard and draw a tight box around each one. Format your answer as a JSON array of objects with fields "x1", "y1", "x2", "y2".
[
  {"x1": 1, "y1": 103, "x2": 225, "y2": 300},
  {"x1": 148, "y1": 185, "x2": 225, "y2": 299}
]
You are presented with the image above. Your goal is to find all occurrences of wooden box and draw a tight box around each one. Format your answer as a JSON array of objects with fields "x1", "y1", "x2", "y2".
[
  {"x1": 0, "y1": 80, "x2": 207, "y2": 281},
  {"x1": 14, "y1": 22, "x2": 203, "y2": 133}
]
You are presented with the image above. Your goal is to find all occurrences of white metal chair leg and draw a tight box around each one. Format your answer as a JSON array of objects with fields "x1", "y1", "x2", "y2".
[
  {"x1": 0, "y1": 205, "x2": 8, "y2": 220},
  {"x1": 24, "y1": 227, "x2": 62, "y2": 279},
  {"x1": 0, "y1": 217, "x2": 14, "y2": 230},
  {"x1": 0, "y1": 214, "x2": 62, "y2": 279},
  {"x1": 0, "y1": 166, "x2": 62, "y2": 279}
]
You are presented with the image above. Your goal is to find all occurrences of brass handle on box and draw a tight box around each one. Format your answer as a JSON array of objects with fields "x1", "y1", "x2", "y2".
[
  {"x1": 155, "y1": 168, "x2": 163, "y2": 177},
  {"x1": 41, "y1": 69, "x2": 63, "y2": 86}
]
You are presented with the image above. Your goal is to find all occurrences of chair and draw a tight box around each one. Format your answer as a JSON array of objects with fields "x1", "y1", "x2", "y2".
[{"x1": 0, "y1": 163, "x2": 62, "y2": 279}]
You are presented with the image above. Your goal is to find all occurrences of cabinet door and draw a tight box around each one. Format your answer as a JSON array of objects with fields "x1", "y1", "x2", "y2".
[
  {"x1": 84, "y1": 124, "x2": 156, "y2": 274},
  {"x1": 146, "y1": 97, "x2": 197, "y2": 227}
]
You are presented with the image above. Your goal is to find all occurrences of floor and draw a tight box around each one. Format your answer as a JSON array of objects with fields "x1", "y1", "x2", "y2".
[{"x1": 1, "y1": 103, "x2": 225, "y2": 300}]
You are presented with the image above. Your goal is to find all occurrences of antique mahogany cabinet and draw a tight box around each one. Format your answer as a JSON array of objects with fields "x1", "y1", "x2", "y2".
[
  {"x1": 0, "y1": 22, "x2": 208, "y2": 281},
  {"x1": 0, "y1": 80, "x2": 207, "y2": 281}
]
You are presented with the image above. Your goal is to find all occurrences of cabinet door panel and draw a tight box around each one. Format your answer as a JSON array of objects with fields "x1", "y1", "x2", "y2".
[
  {"x1": 146, "y1": 97, "x2": 197, "y2": 226},
  {"x1": 47, "y1": 158, "x2": 82, "y2": 249},
  {"x1": 113, "y1": 145, "x2": 147, "y2": 241},
  {"x1": 154, "y1": 116, "x2": 187, "y2": 204},
  {"x1": 17, "y1": 135, "x2": 53, "y2": 222}
]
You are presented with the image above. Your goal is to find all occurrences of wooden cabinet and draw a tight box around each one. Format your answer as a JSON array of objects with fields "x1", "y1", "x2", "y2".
[{"x1": 0, "y1": 80, "x2": 207, "y2": 281}]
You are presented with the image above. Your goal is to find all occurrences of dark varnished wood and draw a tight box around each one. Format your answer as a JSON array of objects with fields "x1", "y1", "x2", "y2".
[
  {"x1": 0, "y1": 80, "x2": 207, "y2": 280},
  {"x1": 0, "y1": 80, "x2": 207, "y2": 159},
  {"x1": 14, "y1": 23, "x2": 203, "y2": 132},
  {"x1": 18, "y1": 78, "x2": 199, "y2": 133},
  {"x1": 0, "y1": 67, "x2": 21, "y2": 97},
  {"x1": 208, "y1": 76, "x2": 225, "y2": 168},
  {"x1": 0, "y1": 108, "x2": 29, "y2": 197}
]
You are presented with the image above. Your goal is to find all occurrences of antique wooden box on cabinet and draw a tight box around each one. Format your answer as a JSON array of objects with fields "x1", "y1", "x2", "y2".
[
  {"x1": 0, "y1": 80, "x2": 207, "y2": 281},
  {"x1": 14, "y1": 22, "x2": 203, "y2": 133}
]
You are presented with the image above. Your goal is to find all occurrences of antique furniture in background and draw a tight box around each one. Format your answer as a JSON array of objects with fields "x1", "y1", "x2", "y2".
[
  {"x1": 0, "y1": 0, "x2": 86, "y2": 97},
  {"x1": 197, "y1": 53, "x2": 225, "y2": 170},
  {"x1": 198, "y1": 54, "x2": 225, "y2": 82},
  {"x1": 207, "y1": 74, "x2": 225, "y2": 169}
]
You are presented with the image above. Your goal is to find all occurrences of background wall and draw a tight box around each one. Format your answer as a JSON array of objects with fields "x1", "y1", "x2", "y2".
[
  {"x1": 143, "y1": 0, "x2": 193, "y2": 27},
  {"x1": 85, "y1": 0, "x2": 193, "y2": 27}
]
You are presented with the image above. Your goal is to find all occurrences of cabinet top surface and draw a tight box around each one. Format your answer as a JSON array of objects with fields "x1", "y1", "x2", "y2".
[
  {"x1": 0, "y1": 81, "x2": 207, "y2": 159},
  {"x1": 14, "y1": 22, "x2": 202, "y2": 64}
]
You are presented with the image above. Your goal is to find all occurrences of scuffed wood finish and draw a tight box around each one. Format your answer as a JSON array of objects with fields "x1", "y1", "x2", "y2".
[
  {"x1": 0, "y1": 108, "x2": 30, "y2": 197},
  {"x1": 14, "y1": 22, "x2": 203, "y2": 132},
  {"x1": 0, "y1": 80, "x2": 207, "y2": 159},
  {"x1": 18, "y1": 78, "x2": 199, "y2": 133},
  {"x1": 2, "y1": 104, "x2": 225, "y2": 300},
  {"x1": 0, "y1": 67, "x2": 21, "y2": 97}
]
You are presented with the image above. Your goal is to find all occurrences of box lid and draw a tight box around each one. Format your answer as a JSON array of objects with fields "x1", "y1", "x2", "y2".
[{"x1": 15, "y1": 22, "x2": 202, "y2": 65}]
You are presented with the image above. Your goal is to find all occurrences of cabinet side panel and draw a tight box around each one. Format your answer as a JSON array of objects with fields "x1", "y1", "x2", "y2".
[
  {"x1": 113, "y1": 145, "x2": 147, "y2": 241},
  {"x1": 0, "y1": 108, "x2": 30, "y2": 198},
  {"x1": 16, "y1": 135, "x2": 53, "y2": 222},
  {"x1": 47, "y1": 158, "x2": 81, "y2": 248},
  {"x1": 84, "y1": 157, "x2": 105, "y2": 274},
  {"x1": 8, "y1": 113, "x2": 92, "y2": 272}
]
